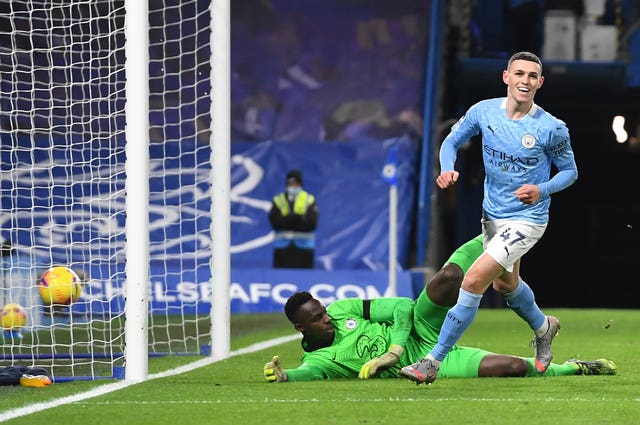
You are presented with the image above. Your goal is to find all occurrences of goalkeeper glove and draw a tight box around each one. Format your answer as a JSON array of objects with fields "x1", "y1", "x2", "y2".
[
  {"x1": 264, "y1": 355, "x2": 288, "y2": 383},
  {"x1": 358, "y1": 344, "x2": 403, "y2": 379}
]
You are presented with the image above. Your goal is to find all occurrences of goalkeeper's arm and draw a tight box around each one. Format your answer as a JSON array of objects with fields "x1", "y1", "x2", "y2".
[
  {"x1": 264, "y1": 356, "x2": 325, "y2": 383},
  {"x1": 358, "y1": 344, "x2": 403, "y2": 379},
  {"x1": 358, "y1": 297, "x2": 414, "y2": 379},
  {"x1": 367, "y1": 297, "x2": 414, "y2": 348}
]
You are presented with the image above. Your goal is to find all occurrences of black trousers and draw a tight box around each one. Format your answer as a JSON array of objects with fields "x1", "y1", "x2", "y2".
[{"x1": 273, "y1": 245, "x2": 314, "y2": 269}]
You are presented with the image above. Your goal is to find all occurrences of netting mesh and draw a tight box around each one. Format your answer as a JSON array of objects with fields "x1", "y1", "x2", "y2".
[
  {"x1": 0, "y1": 0, "x2": 212, "y2": 379},
  {"x1": 147, "y1": 0, "x2": 211, "y2": 355}
]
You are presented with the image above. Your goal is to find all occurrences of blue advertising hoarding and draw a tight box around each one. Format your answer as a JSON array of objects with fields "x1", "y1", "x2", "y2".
[
  {"x1": 1, "y1": 135, "x2": 418, "y2": 315},
  {"x1": 71, "y1": 264, "x2": 414, "y2": 315}
]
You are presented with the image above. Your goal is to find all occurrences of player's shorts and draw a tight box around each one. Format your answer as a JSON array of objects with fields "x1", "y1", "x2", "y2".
[{"x1": 482, "y1": 218, "x2": 547, "y2": 272}]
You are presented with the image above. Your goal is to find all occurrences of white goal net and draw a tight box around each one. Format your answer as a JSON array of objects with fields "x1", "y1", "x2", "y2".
[{"x1": 0, "y1": 0, "x2": 214, "y2": 380}]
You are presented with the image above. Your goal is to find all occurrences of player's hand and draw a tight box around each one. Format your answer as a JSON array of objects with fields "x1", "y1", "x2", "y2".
[
  {"x1": 514, "y1": 184, "x2": 541, "y2": 205},
  {"x1": 358, "y1": 344, "x2": 403, "y2": 379},
  {"x1": 435, "y1": 171, "x2": 459, "y2": 189},
  {"x1": 264, "y1": 355, "x2": 288, "y2": 383}
]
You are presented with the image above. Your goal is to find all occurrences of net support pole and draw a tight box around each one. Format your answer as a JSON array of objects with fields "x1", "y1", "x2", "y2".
[
  {"x1": 210, "y1": 0, "x2": 231, "y2": 361},
  {"x1": 124, "y1": 0, "x2": 150, "y2": 382},
  {"x1": 388, "y1": 185, "x2": 398, "y2": 297}
]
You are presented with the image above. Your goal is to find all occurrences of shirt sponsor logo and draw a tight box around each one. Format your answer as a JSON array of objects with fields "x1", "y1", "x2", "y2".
[
  {"x1": 484, "y1": 146, "x2": 539, "y2": 172},
  {"x1": 356, "y1": 335, "x2": 387, "y2": 359}
]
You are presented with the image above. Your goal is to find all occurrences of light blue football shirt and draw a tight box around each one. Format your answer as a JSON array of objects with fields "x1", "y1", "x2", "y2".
[{"x1": 440, "y1": 98, "x2": 578, "y2": 224}]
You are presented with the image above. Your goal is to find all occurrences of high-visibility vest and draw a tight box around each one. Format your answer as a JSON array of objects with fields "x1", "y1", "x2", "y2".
[
  {"x1": 273, "y1": 191, "x2": 315, "y2": 216},
  {"x1": 273, "y1": 191, "x2": 316, "y2": 249}
]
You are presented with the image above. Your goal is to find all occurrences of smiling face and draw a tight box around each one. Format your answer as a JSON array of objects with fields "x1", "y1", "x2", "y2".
[
  {"x1": 503, "y1": 58, "x2": 544, "y2": 108},
  {"x1": 294, "y1": 298, "x2": 335, "y2": 348}
]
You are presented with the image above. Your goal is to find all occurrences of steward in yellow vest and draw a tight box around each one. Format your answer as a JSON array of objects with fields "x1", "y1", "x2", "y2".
[{"x1": 268, "y1": 169, "x2": 319, "y2": 268}]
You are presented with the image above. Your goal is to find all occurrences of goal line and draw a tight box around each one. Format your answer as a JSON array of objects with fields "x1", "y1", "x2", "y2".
[{"x1": 0, "y1": 333, "x2": 300, "y2": 422}]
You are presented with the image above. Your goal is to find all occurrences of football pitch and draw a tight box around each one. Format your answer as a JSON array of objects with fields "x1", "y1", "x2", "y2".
[{"x1": 1, "y1": 308, "x2": 638, "y2": 425}]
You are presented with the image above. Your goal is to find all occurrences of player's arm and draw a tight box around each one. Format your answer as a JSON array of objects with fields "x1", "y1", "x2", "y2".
[
  {"x1": 367, "y1": 297, "x2": 414, "y2": 347},
  {"x1": 285, "y1": 363, "x2": 325, "y2": 382},
  {"x1": 327, "y1": 297, "x2": 414, "y2": 348},
  {"x1": 538, "y1": 124, "x2": 578, "y2": 197},
  {"x1": 437, "y1": 106, "x2": 481, "y2": 188},
  {"x1": 264, "y1": 355, "x2": 326, "y2": 383},
  {"x1": 358, "y1": 297, "x2": 414, "y2": 379}
]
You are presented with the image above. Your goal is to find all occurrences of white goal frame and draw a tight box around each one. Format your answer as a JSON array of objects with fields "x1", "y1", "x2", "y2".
[
  {"x1": 123, "y1": 0, "x2": 231, "y2": 381},
  {"x1": 0, "y1": 0, "x2": 231, "y2": 383}
]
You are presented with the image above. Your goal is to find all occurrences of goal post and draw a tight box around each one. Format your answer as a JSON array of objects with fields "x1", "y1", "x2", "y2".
[
  {"x1": 124, "y1": 0, "x2": 150, "y2": 382},
  {"x1": 210, "y1": 0, "x2": 231, "y2": 362},
  {"x1": 0, "y1": 0, "x2": 229, "y2": 381}
]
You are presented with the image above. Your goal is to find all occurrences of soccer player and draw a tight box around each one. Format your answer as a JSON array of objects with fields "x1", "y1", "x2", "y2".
[
  {"x1": 263, "y1": 236, "x2": 615, "y2": 383},
  {"x1": 400, "y1": 51, "x2": 578, "y2": 385}
]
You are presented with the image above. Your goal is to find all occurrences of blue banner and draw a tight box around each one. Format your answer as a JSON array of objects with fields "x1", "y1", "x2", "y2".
[
  {"x1": 75, "y1": 264, "x2": 414, "y2": 315},
  {"x1": 229, "y1": 268, "x2": 414, "y2": 313},
  {"x1": 2, "y1": 135, "x2": 418, "y2": 315},
  {"x1": 230, "y1": 137, "x2": 418, "y2": 270},
  {"x1": 2, "y1": 135, "x2": 416, "y2": 271}
]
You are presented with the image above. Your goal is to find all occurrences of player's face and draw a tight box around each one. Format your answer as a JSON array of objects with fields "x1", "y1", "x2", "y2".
[
  {"x1": 295, "y1": 298, "x2": 335, "y2": 346},
  {"x1": 503, "y1": 59, "x2": 544, "y2": 104}
]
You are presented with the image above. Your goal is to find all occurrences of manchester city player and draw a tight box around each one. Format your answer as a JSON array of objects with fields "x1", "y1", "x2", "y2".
[
  {"x1": 264, "y1": 236, "x2": 615, "y2": 383},
  {"x1": 400, "y1": 52, "x2": 578, "y2": 385}
]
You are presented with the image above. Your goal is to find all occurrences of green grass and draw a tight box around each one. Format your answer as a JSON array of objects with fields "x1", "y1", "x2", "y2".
[{"x1": 2, "y1": 308, "x2": 639, "y2": 425}]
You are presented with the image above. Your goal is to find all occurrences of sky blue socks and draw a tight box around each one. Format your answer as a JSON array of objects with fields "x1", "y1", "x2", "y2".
[
  {"x1": 502, "y1": 278, "x2": 546, "y2": 331},
  {"x1": 430, "y1": 279, "x2": 547, "y2": 362},
  {"x1": 430, "y1": 288, "x2": 482, "y2": 361}
]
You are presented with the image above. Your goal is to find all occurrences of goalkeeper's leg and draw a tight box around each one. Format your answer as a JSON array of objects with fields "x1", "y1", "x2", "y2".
[
  {"x1": 412, "y1": 235, "x2": 483, "y2": 337},
  {"x1": 472, "y1": 353, "x2": 599, "y2": 378},
  {"x1": 438, "y1": 348, "x2": 596, "y2": 378},
  {"x1": 446, "y1": 351, "x2": 615, "y2": 378},
  {"x1": 424, "y1": 235, "x2": 483, "y2": 307}
]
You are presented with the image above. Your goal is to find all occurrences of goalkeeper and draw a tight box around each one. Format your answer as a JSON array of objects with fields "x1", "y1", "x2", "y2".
[{"x1": 264, "y1": 235, "x2": 616, "y2": 382}]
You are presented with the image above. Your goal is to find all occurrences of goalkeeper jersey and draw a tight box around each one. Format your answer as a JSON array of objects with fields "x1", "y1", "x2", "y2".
[
  {"x1": 284, "y1": 235, "x2": 487, "y2": 382},
  {"x1": 286, "y1": 297, "x2": 413, "y2": 381}
]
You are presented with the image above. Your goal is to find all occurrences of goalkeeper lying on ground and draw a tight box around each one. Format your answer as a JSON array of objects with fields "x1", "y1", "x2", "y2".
[{"x1": 264, "y1": 235, "x2": 617, "y2": 382}]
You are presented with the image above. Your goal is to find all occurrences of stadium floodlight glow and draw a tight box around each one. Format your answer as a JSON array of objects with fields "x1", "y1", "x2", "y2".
[{"x1": 612, "y1": 115, "x2": 628, "y2": 143}]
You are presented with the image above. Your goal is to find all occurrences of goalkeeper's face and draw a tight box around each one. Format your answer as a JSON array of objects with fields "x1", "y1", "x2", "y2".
[{"x1": 295, "y1": 298, "x2": 335, "y2": 347}]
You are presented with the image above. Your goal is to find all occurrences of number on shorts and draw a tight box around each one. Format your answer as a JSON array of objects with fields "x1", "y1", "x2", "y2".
[{"x1": 499, "y1": 228, "x2": 526, "y2": 246}]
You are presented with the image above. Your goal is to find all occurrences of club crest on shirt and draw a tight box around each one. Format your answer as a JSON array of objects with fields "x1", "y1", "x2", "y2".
[
  {"x1": 521, "y1": 134, "x2": 536, "y2": 148},
  {"x1": 345, "y1": 318, "x2": 358, "y2": 330}
]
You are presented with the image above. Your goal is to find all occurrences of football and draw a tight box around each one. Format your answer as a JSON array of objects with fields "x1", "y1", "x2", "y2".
[
  {"x1": 38, "y1": 266, "x2": 83, "y2": 305},
  {"x1": 1, "y1": 303, "x2": 27, "y2": 329}
]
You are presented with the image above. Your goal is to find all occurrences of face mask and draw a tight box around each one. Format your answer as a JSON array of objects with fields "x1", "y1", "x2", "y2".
[{"x1": 287, "y1": 187, "x2": 302, "y2": 197}]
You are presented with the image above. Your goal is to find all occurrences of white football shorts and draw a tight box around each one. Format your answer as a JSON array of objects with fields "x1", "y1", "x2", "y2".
[{"x1": 481, "y1": 218, "x2": 547, "y2": 272}]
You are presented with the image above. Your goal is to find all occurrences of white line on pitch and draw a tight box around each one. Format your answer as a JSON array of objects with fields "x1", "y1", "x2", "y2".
[
  {"x1": 0, "y1": 333, "x2": 301, "y2": 423},
  {"x1": 75, "y1": 397, "x2": 640, "y2": 405}
]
